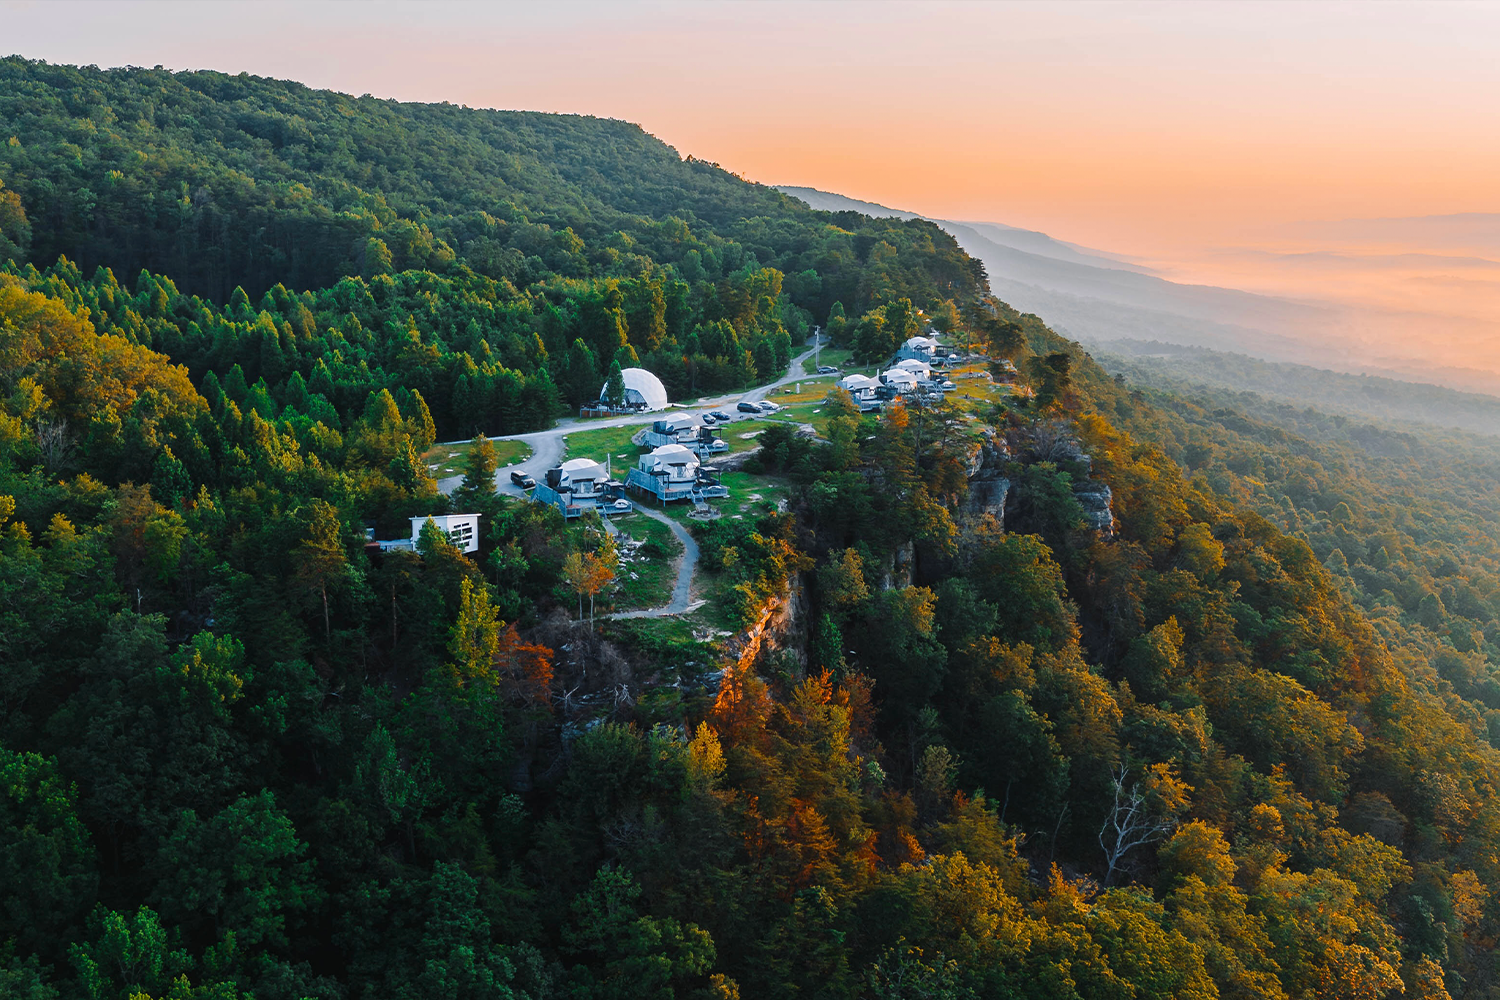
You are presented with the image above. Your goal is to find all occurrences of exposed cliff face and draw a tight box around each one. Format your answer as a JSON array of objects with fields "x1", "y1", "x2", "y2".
[
  {"x1": 880, "y1": 540, "x2": 917, "y2": 591},
  {"x1": 723, "y1": 571, "x2": 808, "y2": 676},
  {"x1": 1074, "y1": 481, "x2": 1115, "y2": 538},
  {"x1": 963, "y1": 435, "x2": 1012, "y2": 528}
]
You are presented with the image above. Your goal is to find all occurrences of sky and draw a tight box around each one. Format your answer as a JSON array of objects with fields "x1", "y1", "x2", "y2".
[{"x1": 5, "y1": 0, "x2": 1499, "y2": 254}]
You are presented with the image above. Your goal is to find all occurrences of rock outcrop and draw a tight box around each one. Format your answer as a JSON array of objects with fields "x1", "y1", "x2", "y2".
[{"x1": 1074, "y1": 481, "x2": 1115, "y2": 538}]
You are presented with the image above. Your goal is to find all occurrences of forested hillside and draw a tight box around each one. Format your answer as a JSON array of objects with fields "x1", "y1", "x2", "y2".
[
  {"x1": 0, "y1": 57, "x2": 985, "y2": 420},
  {"x1": 3, "y1": 59, "x2": 1500, "y2": 1000}
]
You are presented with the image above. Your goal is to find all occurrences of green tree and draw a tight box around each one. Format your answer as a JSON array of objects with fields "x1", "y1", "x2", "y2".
[
  {"x1": 605, "y1": 360, "x2": 626, "y2": 410},
  {"x1": 149, "y1": 790, "x2": 316, "y2": 952},
  {"x1": 564, "y1": 868, "x2": 720, "y2": 999},
  {"x1": 361, "y1": 237, "x2": 393, "y2": 278},
  {"x1": 295, "y1": 500, "x2": 349, "y2": 639},
  {"x1": 0, "y1": 748, "x2": 98, "y2": 955},
  {"x1": 460, "y1": 434, "x2": 498, "y2": 495},
  {"x1": 1028, "y1": 352, "x2": 1073, "y2": 409},
  {"x1": 0, "y1": 176, "x2": 31, "y2": 265},
  {"x1": 69, "y1": 905, "x2": 191, "y2": 1000}
]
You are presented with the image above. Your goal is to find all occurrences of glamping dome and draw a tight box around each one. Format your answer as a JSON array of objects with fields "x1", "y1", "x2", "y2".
[
  {"x1": 881, "y1": 368, "x2": 919, "y2": 387},
  {"x1": 557, "y1": 458, "x2": 608, "y2": 495},
  {"x1": 603, "y1": 367, "x2": 669, "y2": 412},
  {"x1": 638, "y1": 443, "x2": 700, "y2": 481}
]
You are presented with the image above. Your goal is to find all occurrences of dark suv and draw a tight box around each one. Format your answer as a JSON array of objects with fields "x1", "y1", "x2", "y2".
[{"x1": 510, "y1": 471, "x2": 536, "y2": 489}]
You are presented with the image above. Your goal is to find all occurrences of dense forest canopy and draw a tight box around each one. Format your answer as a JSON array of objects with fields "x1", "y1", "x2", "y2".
[
  {"x1": 3, "y1": 57, "x2": 1500, "y2": 1000},
  {"x1": 0, "y1": 57, "x2": 989, "y2": 431}
]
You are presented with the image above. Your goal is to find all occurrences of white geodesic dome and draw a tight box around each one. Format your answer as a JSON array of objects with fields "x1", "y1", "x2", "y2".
[{"x1": 604, "y1": 367, "x2": 669, "y2": 411}]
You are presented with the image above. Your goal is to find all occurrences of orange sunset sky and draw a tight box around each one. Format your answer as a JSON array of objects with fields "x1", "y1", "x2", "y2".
[
  {"x1": 8, "y1": 0, "x2": 1500, "y2": 379},
  {"x1": 7, "y1": 1, "x2": 1500, "y2": 249}
]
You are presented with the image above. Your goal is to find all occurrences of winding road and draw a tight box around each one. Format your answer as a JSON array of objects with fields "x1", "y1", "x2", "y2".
[{"x1": 435, "y1": 335, "x2": 824, "y2": 618}]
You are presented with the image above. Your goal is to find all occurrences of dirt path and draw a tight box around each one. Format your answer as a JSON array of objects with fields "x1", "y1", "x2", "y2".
[{"x1": 609, "y1": 505, "x2": 701, "y2": 619}]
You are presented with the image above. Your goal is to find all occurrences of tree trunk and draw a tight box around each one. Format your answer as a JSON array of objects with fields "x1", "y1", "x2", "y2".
[{"x1": 322, "y1": 582, "x2": 331, "y2": 639}]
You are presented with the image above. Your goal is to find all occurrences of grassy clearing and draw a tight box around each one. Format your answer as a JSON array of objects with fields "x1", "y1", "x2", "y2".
[
  {"x1": 423, "y1": 438, "x2": 531, "y2": 478},
  {"x1": 656, "y1": 470, "x2": 792, "y2": 528},
  {"x1": 718, "y1": 418, "x2": 781, "y2": 453},
  {"x1": 801, "y1": 346, "x2": 855, "y2": 375},
  {"x1": 609, "y1": 512, "x2": 684, "y2": 611},
  {"x1": 562, "y1": 423, "x2": 647, "y2": 463},
  {"x1": 602, "y1": 616, "x2": 726, "y2": 690},
  {"x1": 943, "y1": 363, "x2": 1019, "y2": 414},
  {"x1": 765, "y1": 375, "x2": 839, "y2": 404}
]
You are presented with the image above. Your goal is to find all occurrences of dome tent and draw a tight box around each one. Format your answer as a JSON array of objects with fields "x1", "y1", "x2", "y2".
[
  {"x1": 603, "y1": 367, "x2": 669, "y2": 411},
  {"x1": 558, "y1": 458, "x2": 607, "y2": 485},
  {"x1": 638, "y1": 443, "x2": 700, "y2": 480}
]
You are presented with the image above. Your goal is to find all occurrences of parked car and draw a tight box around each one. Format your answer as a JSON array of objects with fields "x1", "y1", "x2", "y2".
[
  {"x1": 758, "y1": 401, "x2": 781, "y2": 412},
  {"x1": 816, "y1": 365, "x2": 840, "y2": 375},
  {"x1": 709, "y1": 410, "x2": 732, "y2": 422},
  {"x1": 737, "y1": 401, "x2": 761, "y2": 413},
  {"x1": 700, "y1": 412, "x2": 718, "y2": 424},
  {"x1": 510, "y1": 471, "x2": 536, "y2": 489}
]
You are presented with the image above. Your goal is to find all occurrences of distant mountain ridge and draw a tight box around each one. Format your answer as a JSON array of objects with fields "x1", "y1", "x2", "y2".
[
  {"x1": 775, "y1": 185, "x2": 1155, "y2": 274},
  {"x1": 776, "y1": 184, "x2": 1500, "y2": 398}
]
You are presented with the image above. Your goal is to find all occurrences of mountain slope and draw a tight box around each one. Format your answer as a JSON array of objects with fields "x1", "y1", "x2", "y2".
[{"x1": 0, "y1": 58, "x2": 983, "y2": 310}]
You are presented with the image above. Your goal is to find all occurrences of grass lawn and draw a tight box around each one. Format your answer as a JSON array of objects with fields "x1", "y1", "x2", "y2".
[
  {"x1": 943, "y1": 363, "x2": 1019, "y2": 414},
  {"x1": 718, "y1": 418, "x2": 782, "y2": 453},
  {"x1": 608, "y1": 512, "x2": 684, "y2": 611},
  {"x1": 562, "y1": 423, "x2": 648, "y2": 464},
  {"x1": 766, "y1": 375, "x2": 839, "y2": 404},
  {"x1": 654, "y1": 470, "x2": 792, "y2": 529},
  {"x1": 801, "y1": 346, "x2": 855, "y2": 375},
  {"x1": 423, "y1": 438, "x2": 531, "y2": 478}
]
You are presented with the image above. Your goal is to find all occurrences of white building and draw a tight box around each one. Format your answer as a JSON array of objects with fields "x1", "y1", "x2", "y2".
[
  {"x1": 408, "y1": 513, "x2": 481, "y2": 554},
  {"x1": 602, "y1": 367, "x2": 669, "y2": 412},
  {"x1": 641, "y1": 413, "x2": 704, "y2": 446},
  {"x1": 894, "y1": 358, "x2": 932, "y2": 377}
]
